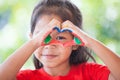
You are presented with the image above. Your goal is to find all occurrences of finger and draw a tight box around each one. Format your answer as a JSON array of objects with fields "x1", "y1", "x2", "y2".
[
  {"x1": 41, "y1": 19, "x2": 61, "y2": 45},
  {"x1": 62, "y1": 20, "x2": 74, "y2": 29},
  {"x1": 48, "y1": 18, "x2": 61, "y2": 29},
  {"x1": 62, "y1": 20, "x2": 85, "y2": 46}
]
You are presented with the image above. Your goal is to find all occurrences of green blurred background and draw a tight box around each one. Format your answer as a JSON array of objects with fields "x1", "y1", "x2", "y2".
[{"x1": 0, "y1": 0, "x2": 120, "y2": 69}]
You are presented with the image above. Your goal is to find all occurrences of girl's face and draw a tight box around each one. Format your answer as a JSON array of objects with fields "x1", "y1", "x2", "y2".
[{"x1": 33, "y1": 15, "x2": 74, "y2": 68}]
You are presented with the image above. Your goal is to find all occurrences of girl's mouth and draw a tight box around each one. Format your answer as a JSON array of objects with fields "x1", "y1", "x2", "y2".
[{"x1": 42, "y1": 55, "x2": 58, "y2": 59}]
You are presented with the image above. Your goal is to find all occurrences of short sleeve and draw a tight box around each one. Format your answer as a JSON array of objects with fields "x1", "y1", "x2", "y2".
[
  {"x1": 16, "y1": 70, "x2": 31, "y2": 80},
  {"x1": 83, "y1": 63, "x2": 110, "y2": 80}
]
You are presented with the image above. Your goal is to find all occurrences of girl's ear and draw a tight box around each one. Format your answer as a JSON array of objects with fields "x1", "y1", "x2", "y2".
[{"x1": 72, "y1": 45, "x2": 79, "y2": 50}]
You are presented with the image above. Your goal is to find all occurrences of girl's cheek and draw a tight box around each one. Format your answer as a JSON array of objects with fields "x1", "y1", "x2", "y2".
[{"x1": 34, "y1": 47, "x2": 43, "y2": 59}]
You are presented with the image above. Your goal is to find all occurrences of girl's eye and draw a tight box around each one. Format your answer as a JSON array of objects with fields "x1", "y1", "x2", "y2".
[{"x1": 56, "y1": 36, "x2": 66, "y2": 40}]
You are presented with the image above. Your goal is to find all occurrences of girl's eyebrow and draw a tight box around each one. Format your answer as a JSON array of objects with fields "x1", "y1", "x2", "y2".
[
  {"x1": 57, "y1": 35, "x2": 66, "y2": 38},
  {"x1": 56, "y1": 34, "x2": 70, "y2": 39}
]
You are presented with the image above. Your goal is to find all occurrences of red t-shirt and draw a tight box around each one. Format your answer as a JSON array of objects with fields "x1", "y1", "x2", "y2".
[{"x1": 17, "y1": 63, "x2": 110, "y2": 80}]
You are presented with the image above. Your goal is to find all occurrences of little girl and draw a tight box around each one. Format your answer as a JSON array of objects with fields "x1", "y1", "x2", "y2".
[{"x1": 0, "y1": 0, "x2": 120, "y2": 80}]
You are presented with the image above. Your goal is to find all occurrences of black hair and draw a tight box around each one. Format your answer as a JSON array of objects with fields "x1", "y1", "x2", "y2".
[{"x1": 31, "y1": 0, "x2": 95, "y2": 69}]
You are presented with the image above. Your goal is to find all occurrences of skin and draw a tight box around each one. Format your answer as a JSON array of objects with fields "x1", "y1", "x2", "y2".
[{"x1": 0, "y1": 14, "x2": 120, "y2": 80}]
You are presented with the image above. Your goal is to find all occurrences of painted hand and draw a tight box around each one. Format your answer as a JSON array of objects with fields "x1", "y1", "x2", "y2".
[{"x1": 42, "y1": 25, "x2": 85, "y2": 46}]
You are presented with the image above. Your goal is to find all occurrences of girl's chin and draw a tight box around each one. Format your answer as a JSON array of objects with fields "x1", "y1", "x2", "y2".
[{"x1": 43, "y1": 64, "x2": 58, "y2": 68}]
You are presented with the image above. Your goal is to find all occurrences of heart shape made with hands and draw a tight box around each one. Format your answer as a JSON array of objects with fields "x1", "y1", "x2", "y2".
[{"x1": 42, "y1": 26, "x2": 85, "y2": 47}]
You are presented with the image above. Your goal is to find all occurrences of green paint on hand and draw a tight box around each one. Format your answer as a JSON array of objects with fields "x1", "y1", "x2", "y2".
[
  {"x1": 44, "y1": 35, "x2": 52, "y2": 44},
  {"x1": 74, "y1": 37, "x2": 81, "y2": 44}
]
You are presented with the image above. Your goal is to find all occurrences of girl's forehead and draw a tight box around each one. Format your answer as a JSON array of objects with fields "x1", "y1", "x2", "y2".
[{"x1": 37, "y1": 14, "x2": 62, "y2": 26}]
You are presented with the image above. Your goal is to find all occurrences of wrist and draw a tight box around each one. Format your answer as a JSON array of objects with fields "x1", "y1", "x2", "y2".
[
  {"x1": 85, "y1": 37, "x2": 99, "y2": 49},
  {"x1": 29, "y1": 39, "x2": 39, "y2": 49}
]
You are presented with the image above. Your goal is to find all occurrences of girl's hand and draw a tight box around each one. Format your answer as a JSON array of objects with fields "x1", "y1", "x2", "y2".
[
  {"x1": 62, "y1": 20, "x2": 92, "y2": 47},
  {"x1": 31, "y1": 18, "x2": 61, "y2": 48}
]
